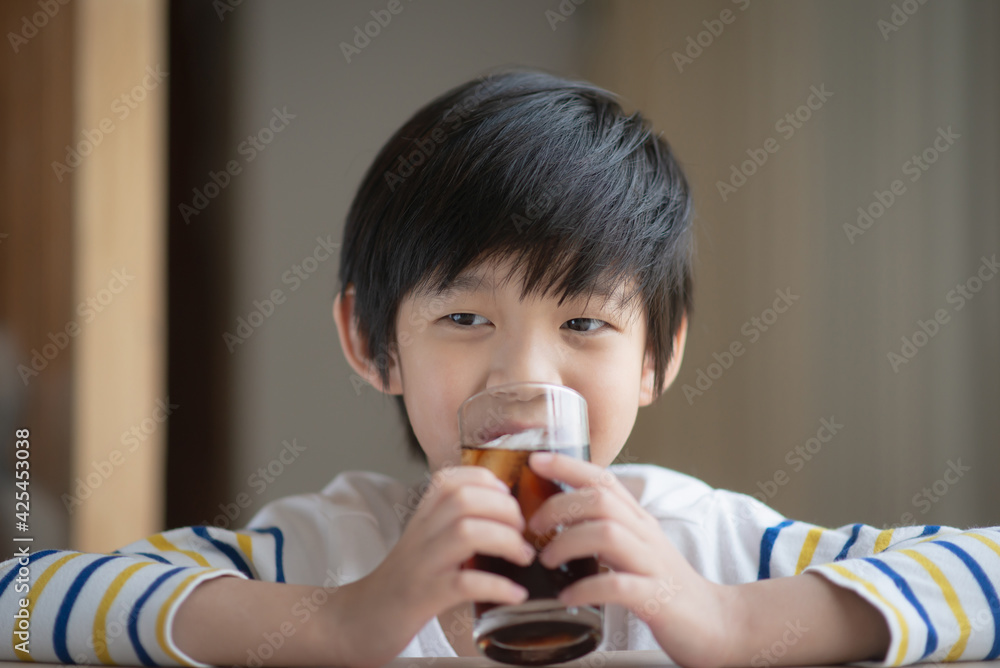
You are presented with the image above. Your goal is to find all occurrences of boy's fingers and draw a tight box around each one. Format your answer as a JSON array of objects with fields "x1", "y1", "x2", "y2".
[
  {"x1": 528, "y1": 483, "x2": 645, "y2": 537},
  {"x1": 431, "y1": 518, "x2": 536, "y2": 568},
  {"x1": 537, "y1": 520, "x2": 654, "y2": 574},
  {"x1": 415, "y1": 465, "x2": 511, "y2": 515},
  {"x1": 447, "y1": 569, "x2": 529, "y2": 607},
  {"x1": 529, "y1": 452, "x2": 638, "y2": 509},
  {"x1": 421, "y1": 484, "x2": 525, "y2": 537},
  {"x1": 426, "y1": 465, "x2": 511, "y2": 497},
  {"x1": 528, "y1": 451, "x2": 605, "y2": 488},
  {"x1": 557, "y1": 571, "x2": 671, "y2": 617}
]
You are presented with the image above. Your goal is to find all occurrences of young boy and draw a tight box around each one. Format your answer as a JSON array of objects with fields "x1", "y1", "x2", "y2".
[{"x1": 2, "y1": 68, "x2": 998, "y2": 668}]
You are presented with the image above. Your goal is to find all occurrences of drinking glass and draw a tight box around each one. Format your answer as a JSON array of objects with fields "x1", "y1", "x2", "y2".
[{"x1": 459, "y1": 382, "x2": 602, "y2": 665}]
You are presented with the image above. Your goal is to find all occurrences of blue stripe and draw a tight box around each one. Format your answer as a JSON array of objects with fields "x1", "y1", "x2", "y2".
[
  {"x1": 135, "y1": 552, "x2": 173, "y2": 565},
  {"x1": 834, "y1": 524, "x2": 863, "y2": 561},
  {"x1": 934, "y1": 541, "x2": 1000, "y2": 660},
  {"x1": 0, "y1": 549, "x2": 59, "y2": 596},
  {"x1": 54, "y1": 555, "x2": 119, "y2": 664},
  {"x1": 129, "y1": 566, "x2": 187, "y2": 666},
  {"x1": 251, "y1": 527, "x2": 285, "y2": 583},
  {"x1": 191, "y1": 526, "x2": 256, "y2": 579},
  {"x1": 919, "y1": 525, "x2": 941, "y2": 538},
  {"x1": 758, "y1": 520, "x2": 794, "y2": 580},
  {"x1": 864, "y1": 558, "x2": 937, "y2": 659}
]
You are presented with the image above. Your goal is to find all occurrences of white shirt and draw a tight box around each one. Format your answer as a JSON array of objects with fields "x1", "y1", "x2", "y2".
[{"x1": 2, "y1": 464, "x2": 998, "y2": 666}]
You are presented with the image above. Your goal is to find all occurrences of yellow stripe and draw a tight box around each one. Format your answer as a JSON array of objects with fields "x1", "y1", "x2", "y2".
[
  {"x1": 874, "y1": 528, "x2": 894, "y2": 553},
  {"x1": 828, "y1": 564, "x2": 909, "y2": 666},
  {"x1": 156, "y1": 572, "x2": 210, "y2": 665},
  {"x1": 900, "y1": 549, "x2": 970, "y2": 661},
  {"x1": 147, "y1": 534, "x2": 211, "y2": 567},
  {"x1": 917, "y1": 528, "x2": 962, "y2": 544},
  {"x1": 13, "y1": 553, "x2": 84, "y2": 661},
  {"x1": 236, "y1": 533, "x2": 254, "y2": 564},
  {"x1": 965, "y1": 532, "x2": 1000, "y2": 559},
  {"x1": 93, "y1": 562, "x2": 157, "y2": 665},
  {"x1": 795, "y1": 528, "x2": 825, "y2": 575}
]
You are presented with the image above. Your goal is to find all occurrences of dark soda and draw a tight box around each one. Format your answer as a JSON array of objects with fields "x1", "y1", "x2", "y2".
[{"x1": 461, "y1": 443, "x2": 601, "y2": 665}]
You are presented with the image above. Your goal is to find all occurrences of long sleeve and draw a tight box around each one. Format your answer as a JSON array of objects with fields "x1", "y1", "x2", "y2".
[
  {"x1": 617, "y1": 464, "x2": 1000, "y2": 666},
  {"x1": 788, "y1": 522, "x2": 999, "y2": 666},
  {"x1": 0, "y1": 525, "x2": 286, "y2": 666}
]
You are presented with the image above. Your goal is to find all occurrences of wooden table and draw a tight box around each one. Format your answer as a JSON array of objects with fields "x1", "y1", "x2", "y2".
[{"x1": 2, "y1": 653, "x2": 998, "y2": 668}]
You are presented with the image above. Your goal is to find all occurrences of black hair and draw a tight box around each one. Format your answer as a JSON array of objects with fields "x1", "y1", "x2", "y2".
[{"x1": 338, "y1": 67, "x2": 694, "y2": 462}]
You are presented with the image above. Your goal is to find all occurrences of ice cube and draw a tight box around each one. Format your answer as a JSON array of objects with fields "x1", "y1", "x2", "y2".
[
  {"x1": 481, "y1": 427, "x2": 548, "y2": 450},
  {"x1": 474, "y1": 448, "x2": 529, "y2": 489}
]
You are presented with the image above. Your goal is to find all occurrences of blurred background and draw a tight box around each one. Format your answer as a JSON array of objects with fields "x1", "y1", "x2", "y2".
[{"x1": 1, "y1": 0, "x2": 998, "y2": 553}]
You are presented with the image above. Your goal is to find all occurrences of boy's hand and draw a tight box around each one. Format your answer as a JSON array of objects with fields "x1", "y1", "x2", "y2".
[
  {"x1": 326, "y1": 465, "x2": 533, "y2": 668},
  {"x1": 527, "y1": 452, "x2": 735, "y2": 668}
]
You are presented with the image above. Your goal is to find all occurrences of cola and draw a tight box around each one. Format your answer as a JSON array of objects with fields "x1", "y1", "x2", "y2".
[{"x1": 461, "y1": 441, "x2": 601, "y2": 665}]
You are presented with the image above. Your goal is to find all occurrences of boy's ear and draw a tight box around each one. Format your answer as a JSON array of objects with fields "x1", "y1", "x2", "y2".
[
  {"x1": 638, "y1": 313, "x2": 688, "y2": 407},
  {"x1": 332, "y1": 284, "x2": 403, "y2": 395}
]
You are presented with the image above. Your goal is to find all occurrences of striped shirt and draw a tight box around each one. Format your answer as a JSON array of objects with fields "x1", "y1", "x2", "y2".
[{"x1": 1, "y1": 465, "x2": 998, "y2": 666}]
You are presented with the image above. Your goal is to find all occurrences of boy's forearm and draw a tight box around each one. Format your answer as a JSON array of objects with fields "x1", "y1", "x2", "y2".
[
  {"x1": 173, "y1": 575, "x2": 344, "y2": 666},
  {"x1": 722, "y1": 572, "x2": 890, "y2": 667}
]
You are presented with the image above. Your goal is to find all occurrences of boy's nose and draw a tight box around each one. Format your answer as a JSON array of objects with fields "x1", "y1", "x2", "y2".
[{"x1": 485, "y1": 330, "x2": 564, "y2": 389}]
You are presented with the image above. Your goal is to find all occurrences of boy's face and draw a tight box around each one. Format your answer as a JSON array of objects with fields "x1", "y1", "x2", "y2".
[{"x1": 335, "y1": 257, "x2": 686, "y2": 473}]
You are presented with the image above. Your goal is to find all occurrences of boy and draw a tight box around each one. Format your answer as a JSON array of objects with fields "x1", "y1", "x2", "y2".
[{"x1": 2, "y1": 68, "x2": 999, "y2": 668}]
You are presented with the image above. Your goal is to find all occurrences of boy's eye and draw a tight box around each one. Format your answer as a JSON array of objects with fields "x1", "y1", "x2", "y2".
[
  {"x1": 446, "y1": 313, "x2": 490, "y2": 327},
  {"x1": 563, "y1": 318, "x2": 607, "y2": 332}
]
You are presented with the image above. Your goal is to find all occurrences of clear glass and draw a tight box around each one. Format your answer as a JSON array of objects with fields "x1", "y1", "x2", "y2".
[{"x1": 459, "y1": 382, "x2": 602, "y2": 666}]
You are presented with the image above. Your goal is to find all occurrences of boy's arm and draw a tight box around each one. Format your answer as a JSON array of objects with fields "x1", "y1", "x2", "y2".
[
  {"x1": 528, "y1": 453, "x2": 1000, "y2": 668},
  {"x1": 0, "y1": 525, "x2": 283, "y2": 665},
  {"x1": 171, "y1": 575, "x2": 343, "y2": 666},
  {"x1": 721, "y1": 569, "x2": 891, "y2": 667}
]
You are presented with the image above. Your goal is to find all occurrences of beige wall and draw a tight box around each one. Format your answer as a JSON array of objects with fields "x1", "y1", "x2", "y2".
[
  {"x1": 591, "y1": 0, "x2": 1000, "y2": 528},
  {"x1": 226, "y1": 1, "x2": 999, "y2": 531}
]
